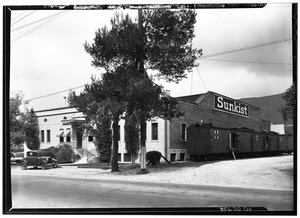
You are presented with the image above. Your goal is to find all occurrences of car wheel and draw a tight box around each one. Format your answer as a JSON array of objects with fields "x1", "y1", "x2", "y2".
[
  {"x1": 20, "y1": 162, "x2": 27, "y2": 170},
  {"x1": 52, "y1": 161, "x2": 58, "y2": 168},
  {"x1": 41, "y1": 162, "x2": 47, "y2": 170}
]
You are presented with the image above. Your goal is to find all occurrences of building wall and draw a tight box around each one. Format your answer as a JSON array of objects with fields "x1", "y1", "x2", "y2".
[
  {"x1": 36, "y1": 107, "x2": 167, "y2": 163},
  {"x1": 36, "y1": 91, "x2": 271, "y2": 163},
  {"x1": 168, "y1": 92, "x2": 271, "y2": 161},
  {"x1": 117, "y1": 118, "x2": 167, "y2": 162},
  {"x1": 37, "y1": 107, "x2": 95, "y2": 150}
]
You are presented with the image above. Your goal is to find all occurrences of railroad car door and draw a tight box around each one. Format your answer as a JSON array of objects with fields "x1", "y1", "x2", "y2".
[
  {"x1": 264, "y1": 135, "x2": 270, "y2": 151},
  {"x1": 250, "y1": 134, "x2": 254, "y2": 153},
  {"x1": 228, "y1": 132, "x2": 239, "y2": 151}
]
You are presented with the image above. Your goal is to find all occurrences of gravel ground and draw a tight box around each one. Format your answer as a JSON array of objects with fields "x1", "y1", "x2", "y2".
[{"x1": 11, "y1": 154, "x2": 294, "y2": 190}]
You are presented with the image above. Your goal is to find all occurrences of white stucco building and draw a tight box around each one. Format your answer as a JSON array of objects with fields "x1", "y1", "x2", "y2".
[{"x1": 36, "y1": 107, "x2": 169, "y2": 163}]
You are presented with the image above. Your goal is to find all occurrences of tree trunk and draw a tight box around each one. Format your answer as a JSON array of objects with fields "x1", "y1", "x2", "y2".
[
  {"x1": 111, "y1": 115, "x2": 119, "y2": 172},
  {"x1": 139, "y1": 114, "x2": 148, "y2": 174},
  {"x1": 136, "y1": 9, "x2": 149, "y2": 174}
]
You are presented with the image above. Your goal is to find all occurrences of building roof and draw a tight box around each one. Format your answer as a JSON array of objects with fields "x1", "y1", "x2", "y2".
[
  {"x1": 175, "y1": 93, "x2": 206, "y2": 103},
  {"x1": 35, "y1": 106, "x2": 75, "y2": 113},
  {"x1": 176, "y1": 91, "x2": 260, "y2": 110},
  {"x1": 35, "y1": 91, "x2": 260, "y2": 114}
]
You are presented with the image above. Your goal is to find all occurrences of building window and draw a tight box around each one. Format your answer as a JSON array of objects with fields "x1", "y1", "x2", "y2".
[
  {"x1": 59, "y1": 128, "x2": 64, "y2": 142},
  {"x1": 181, "y1": 123, "x2": 187, "y2": 141},
  {"x1": 180, "y1": 153, "x2": 185, "y2": 161},
  {"x1": 118, "y1": 125, "x2": 121, "y2": 141},
  {"x1": 118, "y1": 153, "x2": 121, "y2": 162},
  {"x1": 151, "y1": 123, "x2": 158, "y2": 140},
  {"x1": 41, "y1": 130, "x2": 45, "y2": 143},
  {"x1": 124, "y1": 153, "x2": 131, "y2": 162},
  {"x1": 145, "y1": 124, "x2": 147, "y2": 140},
  {"x1": 66, "y1": 128, "x2": 71, "y2": 142},
  {"x1": 170, "y1": 153, "x2": 176, "y2": 162},
  {"x1": 88, "y1": 135, "x2": 93, "y2": 142},
  {"x1": 47, "y1": 130, "x2": 51, "y2": 142}
]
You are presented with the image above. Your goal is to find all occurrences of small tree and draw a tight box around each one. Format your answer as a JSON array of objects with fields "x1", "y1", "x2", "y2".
[
  {"x1": 23, "y1": 108, "x2": 40, "y2": 150},
  {"x1": 69, "y1": 65, "x2": 131, "y2": 172},
  {"x1": 10, "y1": 91, "x2": 27, "y2": 151},
  {"x1": 93, "y1": 110, "x2": 112, "y2": 163},
  {"x1": 279, "y1": 82, "x2": 296, "y2": 122},
  {"x1": 124, "y1": 111, "x2": 140, "y2": 163}
]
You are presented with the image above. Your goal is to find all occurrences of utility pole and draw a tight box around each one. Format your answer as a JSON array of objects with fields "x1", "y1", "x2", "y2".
[{"x1": 138, "y1": 8, "x2": 149, "y2": 174}]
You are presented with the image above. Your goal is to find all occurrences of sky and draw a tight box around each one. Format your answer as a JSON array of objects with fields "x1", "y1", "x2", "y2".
[{"x1": 8, "y1": 3, "x2": 294, "y2": 111}]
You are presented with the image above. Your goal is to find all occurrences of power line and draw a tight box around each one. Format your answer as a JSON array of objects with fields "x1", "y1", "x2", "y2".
[
  {"x1": 200, "y1": 38, "x2": 292, "y2": 59},
  {"x1": 24, "y1": 85, "x2": 85, "y2": 103},
  {"x1": 12, "y1": 11, "x2": 66, "y2": 32},
  {"x1": 12, "y1": 10, "x2": 28, "y2": 21},
  {"x1": 195, "y1": 65, "x2": 208, "y2": 91},
  {"x1": 194, "y1": 37, "x2": 292, "y2": 91},
  {"x1": 12, "y1": 11, "x2": 69, "y2": 43},
  {"x1": 11, "y1": 10, "x2": 36, "y2": 26},
  {"x1": 12, "y1": 11, "x2": 68, "y2": 42},
  {"x1": 23, "y1": 38, "x2": 292, "y2": 102},
  {"x1": 201, "y1": 58, "x2": 291, "y2": 65}
]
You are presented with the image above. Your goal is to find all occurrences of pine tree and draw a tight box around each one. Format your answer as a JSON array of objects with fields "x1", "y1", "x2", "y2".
[
  {"x1": 279, "y1": 82, "x2": 296, "y2": 122},
  {"x1": 79, "y1": 8, "x2": 201, "y2": 172},
  {"x1": 23, "y1": 108, "x2": 40, "y2": 150}
]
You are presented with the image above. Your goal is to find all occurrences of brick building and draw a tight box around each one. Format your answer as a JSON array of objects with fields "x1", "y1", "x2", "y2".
[
  {"x1": 166, "y1": 91, "x2": 270, "y2": 161},
  {"x1": 35, "y1": 91, "x2": 271, "y2": 163}
]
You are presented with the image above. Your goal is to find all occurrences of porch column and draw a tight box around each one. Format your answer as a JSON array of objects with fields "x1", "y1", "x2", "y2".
[
  {"x1": 71, "y1": 123, "x2": 77, "y2": 150},
  {"x1": 82, "y1": 129, "x2": 88, "y2": 163}
]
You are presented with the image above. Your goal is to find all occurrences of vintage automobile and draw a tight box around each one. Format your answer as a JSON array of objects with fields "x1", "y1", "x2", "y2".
[{"x1": 19, "y1": 151, "x2": 58, "y2": 170}]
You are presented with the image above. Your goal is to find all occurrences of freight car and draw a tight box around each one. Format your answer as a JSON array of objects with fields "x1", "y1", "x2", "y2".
[{"x1": 187, "y1": 124, "x2": 293, "y2": 161}]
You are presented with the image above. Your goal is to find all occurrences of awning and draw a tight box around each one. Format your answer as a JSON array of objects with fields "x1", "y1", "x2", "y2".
[
  {"x1": 62, "y1": 116, "x2": 86, "y2": 125},
  {"x1": 56, "y1": 130, "x2": 64, "y2": 137},
  {"x1": 64, "y1": 129, "x2": 71, "y2": 137}
]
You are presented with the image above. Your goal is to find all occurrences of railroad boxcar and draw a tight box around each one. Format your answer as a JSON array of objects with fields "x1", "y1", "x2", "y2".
[
  {"x1": 187, "y1": 125, "x2": 255, "y2": 160},
  {"x1": 187, "y1": 124, "x2": 293, "y2": 161},
  {"x1": 287, "y1": 135, "x2": 293, "y2": 153},
  {"x1": 278, "y1": 135, "x2": 288, "y2": 153}
]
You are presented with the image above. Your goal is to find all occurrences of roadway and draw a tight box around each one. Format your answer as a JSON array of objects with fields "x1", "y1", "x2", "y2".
[{"x1": 10, "y1": 174, "x2": 293, "y2": 212}]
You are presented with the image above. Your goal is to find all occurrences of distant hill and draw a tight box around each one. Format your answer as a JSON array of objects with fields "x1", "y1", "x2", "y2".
[{"x1": 239, "y1": 93, "x2": 292, "y2": 125}]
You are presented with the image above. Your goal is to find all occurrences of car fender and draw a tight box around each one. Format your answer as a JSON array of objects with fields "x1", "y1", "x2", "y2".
[
  {"x1": 39, "y1": 160, "x2": 47, "y2": 165},
  {"x1": 19, "y1": 160, "x2": 26, "y2": 165}
]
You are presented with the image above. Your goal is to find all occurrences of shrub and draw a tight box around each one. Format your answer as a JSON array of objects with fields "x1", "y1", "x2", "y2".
[
  {"x1": 72, "y1": 153, "x2": 81, "y2": 162},
  {"x1": 146, "y1": 151, "x2": 162, "y2": 165},
  {"x1": 55, "y1": 144, "x2": 74, "y2": 163},
  {"x1": 99, "y1": 149, "x2": 111, "y2": 162},
  {"x1": 37, "y1": 148, "x2": 56, "y2": 159}
]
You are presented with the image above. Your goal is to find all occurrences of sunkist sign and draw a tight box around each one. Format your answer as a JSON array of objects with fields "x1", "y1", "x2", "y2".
[{"x1": 214, "y1": 94, "x2": 249, "y2": 117}]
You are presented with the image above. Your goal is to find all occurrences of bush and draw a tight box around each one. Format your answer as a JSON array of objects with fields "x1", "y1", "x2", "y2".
[
  {"x1": 37, "y1": 148, "x2": 56, "y2": 159},
  {"x1": 37, "y1": 144, "x2": 75, "y2": 163},
  {"x1": 99, "y1": 149, "x2": 111, "y2": 163},
  {"x1": 55, "y1": 144, "x2": 74, "y2": 163},
  {"x1": 72, "y1": 153, "x2": 81, "y2": 162},
  {"x1": 146, "y1": 151, "x2": 162, "y2": 165}
]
